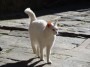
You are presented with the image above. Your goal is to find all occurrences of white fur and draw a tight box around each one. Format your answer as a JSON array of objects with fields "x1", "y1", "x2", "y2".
[{"x1": 24, "y1": 8, "x2": 58, "y2": 64}]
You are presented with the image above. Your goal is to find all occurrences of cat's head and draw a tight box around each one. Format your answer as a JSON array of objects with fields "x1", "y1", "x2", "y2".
[{"x1": 47, "y1": 21, "x2": 58, "y2": 35}]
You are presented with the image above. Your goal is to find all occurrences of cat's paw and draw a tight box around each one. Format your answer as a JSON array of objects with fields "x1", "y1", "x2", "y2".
[
  {"x1": 40, "y1": 56, "x2": 44, "y2": 61},
  {"x1": 47, "y1": 60, "x2": 52, "y2": 64},
  {"x1": 37, "y1": 56, "x2": 40, "y2": 58},
  {"x1": 40, "y1": 58, "x2": 44, "y2": 61},
  {"x1": 40, "y1": 57, "x2": 45, "y2": 61}
]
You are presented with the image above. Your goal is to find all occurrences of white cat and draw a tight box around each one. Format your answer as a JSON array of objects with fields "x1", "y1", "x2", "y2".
[{"x1": 24, "y1": 8, "x2": 58, "y2": 64}]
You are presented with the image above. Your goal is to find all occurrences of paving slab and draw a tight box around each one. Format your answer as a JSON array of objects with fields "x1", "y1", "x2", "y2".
[
  {"x1": 9, "y1": 30, "x2": 29, "y2": 37},
  {"x1": 0, "y1": 19, "x2": 29, "y2": 30}
]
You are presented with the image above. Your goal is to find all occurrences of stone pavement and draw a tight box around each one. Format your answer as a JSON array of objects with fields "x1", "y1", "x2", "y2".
[{"x1": 0, "y1": 8, "x2": 90, "y2": 67}]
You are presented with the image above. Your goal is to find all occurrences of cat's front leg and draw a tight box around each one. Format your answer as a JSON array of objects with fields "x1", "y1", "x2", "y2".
[{"x1": 46, "y1": 46, "x2": 52, "y2": 64}]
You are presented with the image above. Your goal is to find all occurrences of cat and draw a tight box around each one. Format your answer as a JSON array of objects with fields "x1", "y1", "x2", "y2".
[{"x1": 24, "y1": 8, "x2": 58, "y2": 64}]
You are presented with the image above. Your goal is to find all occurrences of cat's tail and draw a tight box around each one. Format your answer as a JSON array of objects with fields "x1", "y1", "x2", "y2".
[{"x1": 24, "y1": 8, "x2": 37, "y2": 23}]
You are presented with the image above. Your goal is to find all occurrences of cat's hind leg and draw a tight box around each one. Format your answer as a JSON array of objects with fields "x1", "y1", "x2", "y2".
[
  {"x1": 30, "y1": 38, "x2": 37, "y2": 54},
  {"x1": 36, "y1": 45, "x2": 40, "y2": 57},
  {"x1": 38, "y1": 42, "x2": 44, "y2": 61},
  {"x1": 46, "y1": 45, "x2": 52, "y2": 64},
  {"x1": 40, "y1": 46, "x2": 44, "y2": 61}
]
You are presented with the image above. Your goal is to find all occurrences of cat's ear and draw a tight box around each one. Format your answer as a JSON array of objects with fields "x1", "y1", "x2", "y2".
[{"x1": 47, "y1": 21, "x2": 52, "y2": 28}]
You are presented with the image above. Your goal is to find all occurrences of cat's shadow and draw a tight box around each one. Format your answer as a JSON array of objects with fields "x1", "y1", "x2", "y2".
[{"x1": 0, "y1": 57, "x2": 47, "y2": 67}]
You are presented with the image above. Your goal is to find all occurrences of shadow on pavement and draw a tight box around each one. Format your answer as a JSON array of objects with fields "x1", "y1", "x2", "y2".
[
  {"x1": 0, "y1": 1, "x2": 90, "y2": 20},
  {"x1": 0, "y1": 57, "x2": 47, "y2": 67},
  {"x1": 57, "y1": 32, "x2": 90, "y2": 38}
]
